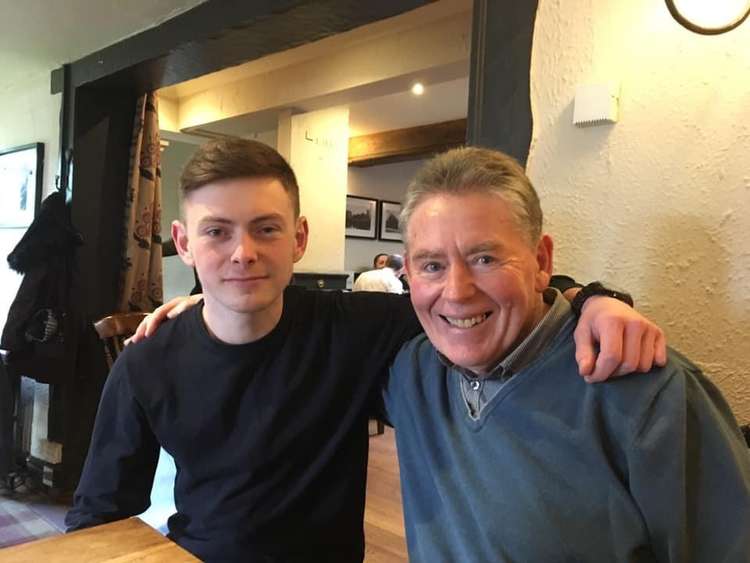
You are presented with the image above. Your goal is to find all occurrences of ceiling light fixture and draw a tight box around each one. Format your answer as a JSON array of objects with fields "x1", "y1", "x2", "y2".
[
  {"x1": 666, "y1": 0, "x2": 750, "y2": 34},
  {"x1": 411, "y1": 82, "x2": 425, "y2": 96}
]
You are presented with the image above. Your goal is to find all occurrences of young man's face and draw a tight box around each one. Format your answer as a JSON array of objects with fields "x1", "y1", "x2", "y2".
[
  {"x1": 405, "y1": 192, "x2": 552, "y2": 375},
  {"x1": 172, "y1": 177, "x2": 308, "y2": 321}
]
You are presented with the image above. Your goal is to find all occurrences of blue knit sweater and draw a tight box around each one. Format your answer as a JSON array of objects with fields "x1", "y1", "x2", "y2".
[{"x1": 384, "y1": 318, "x2": 750, "y2": 562}]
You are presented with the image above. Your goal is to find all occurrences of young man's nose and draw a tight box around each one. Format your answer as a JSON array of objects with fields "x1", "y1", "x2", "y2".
[{"x1": 230, "y1": 234, "x2": 258, "y2": 264}]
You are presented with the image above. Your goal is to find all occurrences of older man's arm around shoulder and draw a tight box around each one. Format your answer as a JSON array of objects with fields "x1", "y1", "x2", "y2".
[
  {"x1": 65, "y1": 349, "x2": 160, "y2": 531},
  {"x1": 626, "y1": 352, "x2": 750, "y2": 561}
]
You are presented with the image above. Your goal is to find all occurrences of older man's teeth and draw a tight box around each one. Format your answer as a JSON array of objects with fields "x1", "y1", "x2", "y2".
[{"x1": 444, "y1": 313, "x2": 488, "y2": 328}]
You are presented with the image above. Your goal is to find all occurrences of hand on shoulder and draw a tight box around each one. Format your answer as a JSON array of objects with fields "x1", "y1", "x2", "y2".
[{"x1": 126, "y1": 294, "x2": 204, "y2": 344}]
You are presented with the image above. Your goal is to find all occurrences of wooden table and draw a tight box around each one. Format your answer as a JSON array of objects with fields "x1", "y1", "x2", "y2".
[{"x1": 0, "y1": 517, "x2": 199, "y2": 562}]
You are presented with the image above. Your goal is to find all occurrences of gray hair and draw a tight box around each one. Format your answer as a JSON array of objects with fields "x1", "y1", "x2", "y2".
[{"x1": 400, "y1": 147, "x2": 543, "y2": 246}]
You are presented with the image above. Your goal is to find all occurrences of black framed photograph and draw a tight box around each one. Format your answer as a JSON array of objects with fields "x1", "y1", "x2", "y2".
[
  {"x1": 0, "y1": 143, "x2": 44, "y2": 228},
  {"x1": 378, "y1": 200, "x2": 403, "y2": 242},
  {"x1": 345, "y1": 195, "x2": 378, "y2": 239}
]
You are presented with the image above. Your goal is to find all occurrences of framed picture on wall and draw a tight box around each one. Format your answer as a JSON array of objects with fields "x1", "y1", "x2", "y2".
[
  {"x1": 345, "y1": 195, "x2": 378, "y2": 239},
  {"x1": 378, "y1": 200, "x2": 403, "y2": 242},
  {"x1": 0, "y1": 143, "x2": 44, "y2": 228}
]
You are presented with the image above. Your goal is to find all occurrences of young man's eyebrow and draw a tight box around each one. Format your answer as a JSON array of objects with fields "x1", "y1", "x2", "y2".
[
  {"x1": 196, "y1": 213, "x2": 285, "y2": 227},
  {"x1": 197, "y1": 216, "x2": 233, "y2": 226},
  {"x1": 249, "y1": 213, "x2": 285, "y2": 225}
]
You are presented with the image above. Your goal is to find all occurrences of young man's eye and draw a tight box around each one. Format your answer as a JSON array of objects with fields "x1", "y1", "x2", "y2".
[
  {"x1": 258, "y1": 225, "x2": 281, "y2": 236},
  {"x1": 206, "y1": 228, "x2": 224, "y2": 237}
]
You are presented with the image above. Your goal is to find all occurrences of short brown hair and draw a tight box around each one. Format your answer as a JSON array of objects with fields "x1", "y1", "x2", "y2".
[
  {"x1": 401, "y1": 147, "x2": 542, "y2": 247},
  {"x1": 180, "y1": 138, "x2": 301, "y2": 217}
]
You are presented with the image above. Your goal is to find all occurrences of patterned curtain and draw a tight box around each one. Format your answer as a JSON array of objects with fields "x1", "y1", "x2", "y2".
[{"x1": 117, "y1": 92, "x2": 163, "y2": 312}]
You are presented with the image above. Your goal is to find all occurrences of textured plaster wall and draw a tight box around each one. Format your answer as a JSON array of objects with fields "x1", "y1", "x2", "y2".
[{"x1": 528, "y1": 0, "x2": 750, "y2": 423}]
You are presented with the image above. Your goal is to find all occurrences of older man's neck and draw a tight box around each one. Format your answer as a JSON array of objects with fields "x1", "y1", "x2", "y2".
[
  {"x1": 201, "y1": 296, "x2": 283, "y2": 344},
  {"x1": 500, "y1": 297, "x2": 553, "y2": 364}
]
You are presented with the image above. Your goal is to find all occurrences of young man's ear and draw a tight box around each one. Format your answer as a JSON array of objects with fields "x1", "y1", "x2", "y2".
[
  {"x1": 534, "y1": 234, "x2": 554, "y2": 292},
  {"x1": 171, "y1": 220, "x2": 194, "y2": 268},
  {"x1": 293, "y1": 216, "x2": 309, "y2": 263}
]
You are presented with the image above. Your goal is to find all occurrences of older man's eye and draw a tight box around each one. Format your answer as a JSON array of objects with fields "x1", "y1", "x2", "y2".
[
  {"x1": 476, "y1": 255, "x2": 495, "y2": 266},
  {"x1": 422, "y1": 262, "x2": 443, "y2": 273}
]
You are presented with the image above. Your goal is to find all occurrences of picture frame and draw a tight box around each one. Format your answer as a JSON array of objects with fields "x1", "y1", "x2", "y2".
[
  {"x1": 378, "y1": 200, "x2": 403, "y2": 242},
  {"x1": 0, "y1": 143, "x2": 44, "y2": 228},
  {"x1": 345, "y1": 195, "x2": 378, "y2": 239}
]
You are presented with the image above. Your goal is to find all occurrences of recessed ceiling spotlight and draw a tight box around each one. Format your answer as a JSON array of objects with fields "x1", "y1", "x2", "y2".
[{"x1": 411, "y1": 82, "x2": 425, "y2": 96}]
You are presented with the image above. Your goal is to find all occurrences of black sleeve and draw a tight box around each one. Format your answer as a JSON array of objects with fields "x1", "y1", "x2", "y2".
[
  {"x1": 550, "y1": 274, "x2": 582, "y2": 295},
  {"x1": 64, "y1": 357, "x2": 160, "y2": 531},
  {"x1": 332, "y1": 291, "x2": 421, "y2": 421}
]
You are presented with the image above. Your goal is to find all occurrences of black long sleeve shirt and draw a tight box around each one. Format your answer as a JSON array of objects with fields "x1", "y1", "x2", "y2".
[{"x1": 66, "y1": 286, "x2": 420, "y2": 562}]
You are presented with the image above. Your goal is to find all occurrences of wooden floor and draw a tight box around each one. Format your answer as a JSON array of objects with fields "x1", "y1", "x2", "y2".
[{"x1": 364, "y1": 428, "x2": 407, "y2": 562}]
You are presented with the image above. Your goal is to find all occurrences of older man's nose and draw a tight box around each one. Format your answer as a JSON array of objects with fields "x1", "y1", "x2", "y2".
[{"x1": 443, "y1": 263, "x2": 476, "y2": 301}]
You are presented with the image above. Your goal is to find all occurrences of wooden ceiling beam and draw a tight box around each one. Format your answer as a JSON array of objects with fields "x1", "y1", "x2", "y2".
[{"x1": 348, "y1": 118, "x2": 466, "y2": 167}]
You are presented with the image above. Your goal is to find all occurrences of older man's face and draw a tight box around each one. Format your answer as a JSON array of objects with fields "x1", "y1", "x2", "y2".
[{"x1": 406, "y1": 192, "x2": 553, "y2": 374}]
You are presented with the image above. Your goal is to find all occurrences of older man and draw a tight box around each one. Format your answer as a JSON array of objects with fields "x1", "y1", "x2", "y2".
[{"x1": 383, "y1": 147, "x2": 750, "y2": 562}]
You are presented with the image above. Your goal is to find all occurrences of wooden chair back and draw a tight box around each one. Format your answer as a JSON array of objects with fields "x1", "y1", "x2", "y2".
[{"x1": 93, "y1": 313, "x2": 148, "y2": 369}]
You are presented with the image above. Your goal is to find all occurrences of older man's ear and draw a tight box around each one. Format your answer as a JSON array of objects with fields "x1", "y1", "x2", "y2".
[{"x1": 535, "y1": 234, "x2": 554, "y2": 292}]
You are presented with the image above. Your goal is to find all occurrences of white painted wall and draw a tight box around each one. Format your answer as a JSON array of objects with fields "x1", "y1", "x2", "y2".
[
  {"x1": 345, "y1": 159, "x2": 425, "y2": 272},
  {"x1": 290, "y1": 107, "x2": 350, "y2": 273},
  {"x1": 0, "y1": 75, "x2": 61, "y2": 332},
  {"x1": 529, "y1": 0, "x2": 750, "y2": 423}
]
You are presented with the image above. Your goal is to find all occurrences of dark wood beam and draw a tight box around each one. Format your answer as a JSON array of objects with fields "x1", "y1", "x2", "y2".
[
  {"x1": 467, "y1": 0, "x2": 538, "y2": 165},
  {"x1": 348, "y1": 119, "x2": 467, "y2": 167},
  {"x1": 51, "y1": 0, "x2": 434, "y2": 94},
  {"x1": 70, "y1": 88, "x2": 135, "y2": 319}
]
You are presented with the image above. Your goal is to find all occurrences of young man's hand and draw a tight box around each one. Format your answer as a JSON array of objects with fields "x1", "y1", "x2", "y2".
[
  {"x1": 126, "y1": 294, "x2": 204, "y2": 344},
  {"x1": 574, "y1": 296, "x2": 667, "y2": 383}
]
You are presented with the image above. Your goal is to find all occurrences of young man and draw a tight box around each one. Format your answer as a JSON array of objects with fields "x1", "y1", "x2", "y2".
[
  {"x1": 384, "y1": 147, "x2": 750, "y2": 562},
  {"x1": 67, "y1": 139, "x2": 666, "y2": 562}
]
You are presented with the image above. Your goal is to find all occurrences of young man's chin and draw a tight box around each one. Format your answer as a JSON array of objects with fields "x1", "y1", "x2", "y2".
[{"x1": 223, "y1": 294, "x2": 278, "y2": 313}]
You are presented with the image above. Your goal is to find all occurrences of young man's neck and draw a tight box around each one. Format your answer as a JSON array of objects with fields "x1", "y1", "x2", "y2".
[{"x1": 201, "y1": 296, "x2": 284, "y2": 345}]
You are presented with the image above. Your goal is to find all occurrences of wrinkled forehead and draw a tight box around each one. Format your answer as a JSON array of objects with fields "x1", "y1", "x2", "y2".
[{"x1": 405, "y1": 191, "x2": 531, "y2": 252}]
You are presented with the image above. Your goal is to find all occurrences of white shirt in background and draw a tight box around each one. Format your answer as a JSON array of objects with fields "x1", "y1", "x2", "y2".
[{"x1": 352, "y1": 268, "x2": 404, "y2": 294}]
